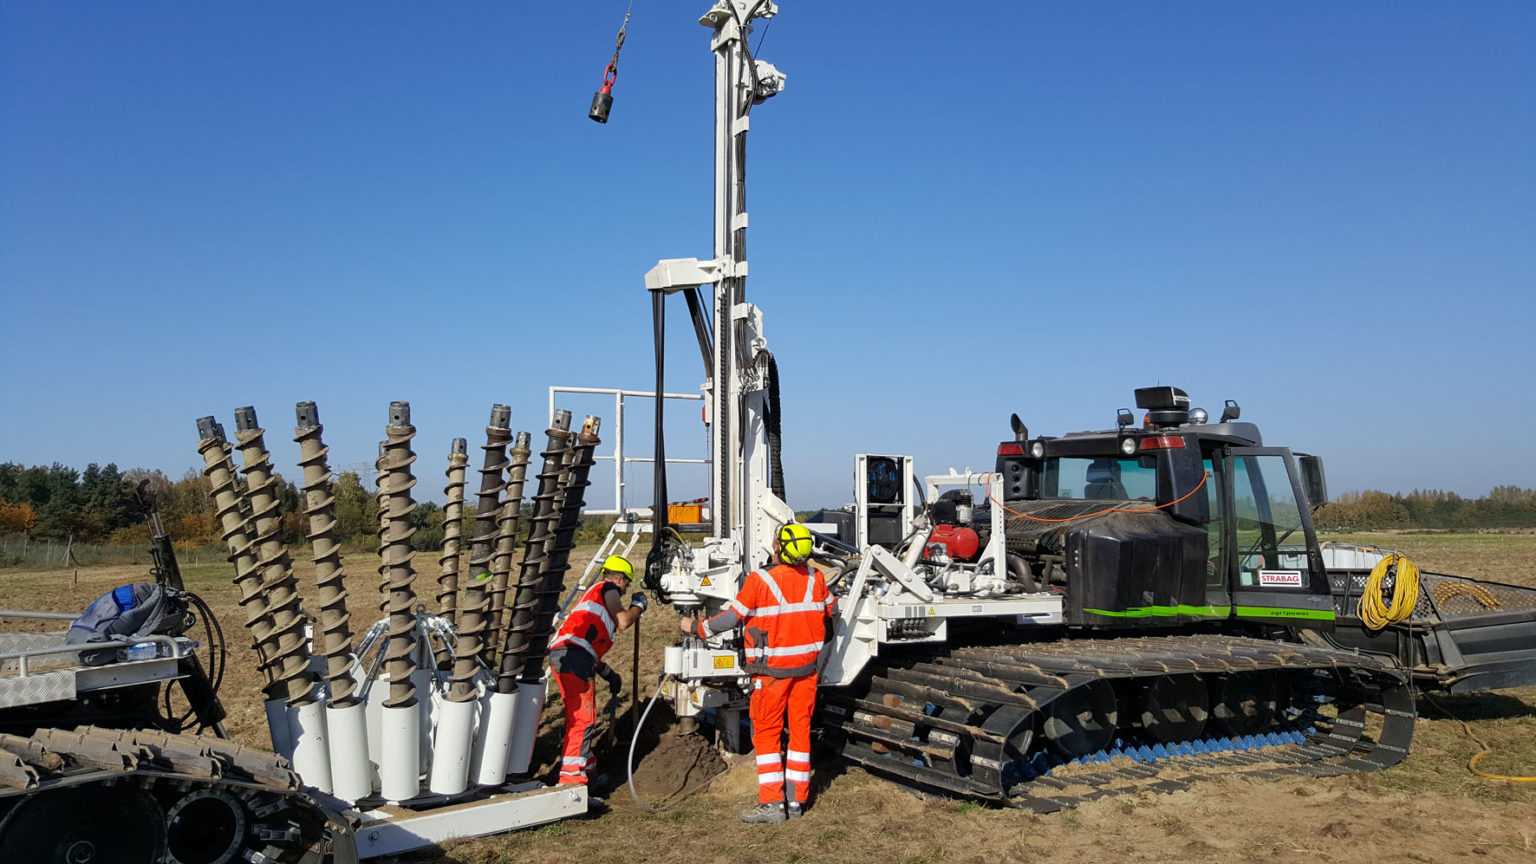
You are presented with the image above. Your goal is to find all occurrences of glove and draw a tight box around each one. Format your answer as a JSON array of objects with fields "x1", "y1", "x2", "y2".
[
  {"x1": 600, "y1": 665, "x2": 622, "y2": 695},
  {"x1": 630, "y1": 592, "x2": 649, "y2": 613}
]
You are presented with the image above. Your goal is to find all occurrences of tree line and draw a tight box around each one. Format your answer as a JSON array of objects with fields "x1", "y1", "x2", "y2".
[
  {"x1": 1312, "y1": 486, "x2": 1536, "y2": 531},
  {"x1": 0, "y1": 461, "x2": 612, "y2": 552},
  {"x1": 0, "y1": 462, "x2": 445, "y2": 551}
]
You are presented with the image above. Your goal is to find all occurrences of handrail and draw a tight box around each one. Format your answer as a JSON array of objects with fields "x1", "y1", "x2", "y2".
[
  {"x1": 1, "y1": 634, "x2": 186, "y2": 677},
  {"x1": 0, "y1": 610, "x2": 79, "y2": 621}
]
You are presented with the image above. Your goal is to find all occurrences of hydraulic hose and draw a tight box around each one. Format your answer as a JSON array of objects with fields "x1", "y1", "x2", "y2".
[
  {"x1": 626, "y1": 679, "x2": 666, "y2": 814},
  {"x1": 1358, "y1": 552, "x2": 1421, "y2": 630}
]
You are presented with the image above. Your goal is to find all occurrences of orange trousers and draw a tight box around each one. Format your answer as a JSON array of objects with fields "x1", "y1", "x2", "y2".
[
  {"x1": 556, "y1": 671, "x2": 598, "y2": 785},
  {"x1": 749, "y1": 674, "x2": 816, "y2": 804}
]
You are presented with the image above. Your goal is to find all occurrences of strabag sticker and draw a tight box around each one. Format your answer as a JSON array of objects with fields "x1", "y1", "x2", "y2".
[{"x1": 1258, "y1": 569, "x2": 1304, "y2": 587}]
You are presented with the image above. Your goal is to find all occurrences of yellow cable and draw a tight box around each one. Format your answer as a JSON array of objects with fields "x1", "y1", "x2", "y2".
[
  {"x1": 1357, "y1": 552, "x2": 1421, "y2": 631},
  {"x1": 1469, "y1": 749, "x2": 1536, "y2": 783},
  {"x1": 1423, "y1": 693, "x2": 1536, "y2": 783},
  {"x1": 1431, "y1": 580, "x2": 1502, "y2": 611}
]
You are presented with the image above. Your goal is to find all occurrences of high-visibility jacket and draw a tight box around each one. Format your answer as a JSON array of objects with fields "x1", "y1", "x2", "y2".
[
  {"x1": 699, "y1": 563, "x2": 833, "y2": 678},
  {"x1": 550, "y1": 580, "x2": 619, "y2": 661}
]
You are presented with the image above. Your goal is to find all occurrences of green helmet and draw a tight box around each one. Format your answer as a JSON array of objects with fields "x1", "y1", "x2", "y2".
[
  {"x1": 601, "y1": 554, "x2": 635, "y2": 582},
  {"x1": 775, "y1": 523, "x2": 814, "y2": 566}
]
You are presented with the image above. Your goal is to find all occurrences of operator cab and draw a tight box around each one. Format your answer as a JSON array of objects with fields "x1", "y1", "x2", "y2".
[{"x1": 993, "y1": 386, "x2": 1336, "y2": 630}]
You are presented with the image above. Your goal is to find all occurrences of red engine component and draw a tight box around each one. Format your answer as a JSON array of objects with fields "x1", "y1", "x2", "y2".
[{"x1": 927, "y1": 524, "x2": 980, "y2": 562}]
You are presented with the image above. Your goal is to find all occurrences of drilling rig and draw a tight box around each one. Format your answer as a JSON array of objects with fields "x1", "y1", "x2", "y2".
[{"x1": 586, "y1": 0, "x2": 1536, "y2": 810}]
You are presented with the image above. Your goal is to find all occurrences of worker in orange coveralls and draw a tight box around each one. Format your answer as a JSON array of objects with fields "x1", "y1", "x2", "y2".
[
  {"x1": 549, "y1": 555, "x2": 647, "y2": 796},
  {"x1": 680, "y1": 522, "x2": 833, "y2": 823}
]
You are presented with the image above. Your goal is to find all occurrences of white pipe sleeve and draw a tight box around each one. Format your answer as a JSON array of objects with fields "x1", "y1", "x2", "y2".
[
  {"x1": 326, "y1": 701, "x2": 373, "y2": 803},
  {"x1": 287, "y1": 699, "x2": 333, "y2": 794},
  {"x1": 365, "y1": 679, "x2": 386, "y2": 776},
  {"x1": 412, "y1": 668, "x2": 435, "y2": 773},
  {"x1": 264, "y1": 697, "x2": 294, "y2": 758},
  {"x1": 426, "y1": 697, "x2": 478, "y2": 795},
  {"x1": 379, "y1": 704, "x2": 422, "y2": 802},
  {"x1": 470, "y1": 690, "x2": 518, "y2": 786},
  {"x1": 506, "y1": 679, "x2": 547, "y2": 776}
]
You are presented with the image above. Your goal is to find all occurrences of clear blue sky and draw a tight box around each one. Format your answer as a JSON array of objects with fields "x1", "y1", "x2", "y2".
[{"x1": 3, "y1": 1, "x2": 1533, "y2": 512}]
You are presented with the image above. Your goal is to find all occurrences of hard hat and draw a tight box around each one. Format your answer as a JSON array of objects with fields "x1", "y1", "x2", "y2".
[
  {"x1": 601, "y1": 555, "x2": 635, "y2": 581},
  {"x1": 775, "y1": 523, "x2": 814, "y2": 566}
]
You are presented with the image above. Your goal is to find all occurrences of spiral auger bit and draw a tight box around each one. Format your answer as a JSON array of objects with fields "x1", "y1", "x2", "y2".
[
  {"x1": 483, "y1": 429, "x2": 528, "y2": 670},
  {"x1": 447, "y1": 404, "x2": 511, "y2": 704},
  {"x1": 377, "y1": 401, "x2": 422, "y2": 710},
  {"x1": 517, "y1": 414, "x2": 601, "y2": 685},
  {"x1": 498, "y1": 411, "x2": 573, "y2": 691},
  {"x1": 295, "y1": 401, "x2": 358, "y2": 707},
  {"x1": 195, "y1": 416, "x2": 277, "y2": 686},
  {"x1": 434, "y1": 436, "x2": 469, "y2": 669},
  {"x1": 485, "y1": 430, "x2": 533, "y2": 670},
  {"x1": 233, "y1": 406, "x2": 319, "y2": 707}
]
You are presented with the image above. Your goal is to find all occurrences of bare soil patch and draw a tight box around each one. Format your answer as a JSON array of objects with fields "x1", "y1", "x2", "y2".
[{"x1": 3, "y1": 533, "x2": 1534, "y2": 863}]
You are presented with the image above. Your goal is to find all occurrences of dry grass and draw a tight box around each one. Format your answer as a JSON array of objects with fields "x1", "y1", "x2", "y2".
[{"x1": 2, "y1": 532, "x2": 1533, "y2": 864}]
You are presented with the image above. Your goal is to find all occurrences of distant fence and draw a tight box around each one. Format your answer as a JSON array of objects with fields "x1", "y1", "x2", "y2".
[{"x1": 0, "y1": 534, "x2": 224, "y2": 570}]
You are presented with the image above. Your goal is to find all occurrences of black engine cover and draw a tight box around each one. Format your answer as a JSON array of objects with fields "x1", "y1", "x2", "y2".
[{"x1": 1064, "y1": 510, "x2": 1208, "y2": 628}]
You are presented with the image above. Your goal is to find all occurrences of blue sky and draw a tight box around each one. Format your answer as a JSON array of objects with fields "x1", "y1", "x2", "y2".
[{"x1": 2, "y1": 1, "x2": 1533, "y2": 512}]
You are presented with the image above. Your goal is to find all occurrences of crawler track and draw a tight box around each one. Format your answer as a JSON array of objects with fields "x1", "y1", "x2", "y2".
[
  {"x1": 0, "y1": 726, "x2": 355, "y2": 863},
  {"x1": 822, "y1": 634, "x2": 1415, "y2": 812}
]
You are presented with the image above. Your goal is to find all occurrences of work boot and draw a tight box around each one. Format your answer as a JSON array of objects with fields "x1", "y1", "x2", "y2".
[
  {"x1": 740, "y1": 802, "x2": 787, "y2": 824},
  {"x1": 786, "y1": 801, "x2": 804, "y2": 820}
]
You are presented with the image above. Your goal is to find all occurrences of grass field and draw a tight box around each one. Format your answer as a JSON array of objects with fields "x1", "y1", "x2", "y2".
[{"x1": 2, "y1": 533, "x2": 1533, "y2": 863}]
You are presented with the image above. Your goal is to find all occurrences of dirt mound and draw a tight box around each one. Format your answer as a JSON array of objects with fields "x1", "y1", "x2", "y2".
[{"x1": 629, "y1": 731, "x2": 728, "y2": 801}]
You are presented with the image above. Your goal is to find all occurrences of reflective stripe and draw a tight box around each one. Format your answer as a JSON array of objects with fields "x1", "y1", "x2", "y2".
[
  {"x1": 729, "y1": 598, "x2": 749, "y2": 616},
  {"x1": 756, "y1": 753, "x2": 782, "y2": 766},
  {"x1": 757, "y1": 771, "x2": 784, "y2": 784},
  {"x1": 801, "y1": 571, "x2": 818, "y2": 603},
  {"x1": 786, "y1": 750, "x2": 810, "y2": 763},
  {"x1": 562, "y1": 756, "x2": 585, "y2": 766},
  {"x1": 550, "y1": 634, "x2": 595, "y2": 656},
  {"x1": 785, "y1": 769, "x2": 810, "y2": 782},
  {"x1": 571, "y1": 600, "x2": 615, "y2": 639},
  {"x1": 748, "y1": 641, "x2": 825, "y2": 658},
  {"x1": 752, "y1": 600, "x2": 826, "y2": 617},
  {"x1": 759, "y1": 570, "x2": 788, "y2": 606}
]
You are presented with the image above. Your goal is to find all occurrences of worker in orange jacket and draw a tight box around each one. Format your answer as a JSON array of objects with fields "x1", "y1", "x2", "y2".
[
  {"x1": 681, "y1": 523, "x2": 833, "y2": 823},
  {"x1": 549, "y1": 555, "x2": 648, "y2": 792}
]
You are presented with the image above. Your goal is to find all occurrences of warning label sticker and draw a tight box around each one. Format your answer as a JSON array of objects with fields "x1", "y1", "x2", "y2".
[{"x1": 1258, "y1": 570, "x2": 1304, "y2": 587}]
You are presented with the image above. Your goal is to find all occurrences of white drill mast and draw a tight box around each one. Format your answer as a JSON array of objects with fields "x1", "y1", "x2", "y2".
[{"x1": 646, "y1": 0, "x2": 790, "y2": 602}]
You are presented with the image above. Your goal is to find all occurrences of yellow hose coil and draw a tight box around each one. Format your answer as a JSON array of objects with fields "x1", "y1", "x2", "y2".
[{"x1": 1357, "y1": 552, "x2": 1420, "y2": 630}]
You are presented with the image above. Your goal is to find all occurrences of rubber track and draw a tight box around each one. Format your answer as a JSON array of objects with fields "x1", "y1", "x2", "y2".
[
  {"x1": 823, "y1": 634, "x2": 1415, "y2": 812},
  {"x1": 0, "y1": 725, "x2": 355, "y2": 862}
]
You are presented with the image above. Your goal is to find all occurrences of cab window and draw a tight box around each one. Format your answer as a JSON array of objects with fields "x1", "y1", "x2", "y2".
[{"x1": 1042, "y1": 457, "x2": 1156, "y2": 500}]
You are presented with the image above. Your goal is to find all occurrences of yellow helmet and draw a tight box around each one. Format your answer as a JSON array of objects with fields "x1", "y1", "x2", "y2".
[
  {"x1": 775, "y1": 523, "x2": 814, "y2": 566},
  {"x1": 601, "y1": 555, "x2": 635, "y2": 582}
]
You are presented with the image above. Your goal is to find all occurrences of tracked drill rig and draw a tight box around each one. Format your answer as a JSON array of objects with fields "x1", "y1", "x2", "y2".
[{"x1": 619, "y1": 0, "x2": 1536, "y2": 809}]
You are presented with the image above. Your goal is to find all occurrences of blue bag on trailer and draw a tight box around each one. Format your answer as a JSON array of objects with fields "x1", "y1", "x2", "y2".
[{"x1": 66, "y1": 583, "x2": 189, "y2": 664}]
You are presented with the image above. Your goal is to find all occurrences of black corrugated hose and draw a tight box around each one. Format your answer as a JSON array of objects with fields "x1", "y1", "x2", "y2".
[
  {"x1": 765, "y1": 351, "x2": 785, "y2": 501},
  {"x1": 645, "y1": 290, "x2": 671, "y2": 599}
]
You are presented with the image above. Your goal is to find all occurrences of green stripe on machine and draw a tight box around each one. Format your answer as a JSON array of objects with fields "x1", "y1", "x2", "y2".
[
  {"x1": 1234, "y1": 605, "x2": 1336, "y2": 621},
  {"x1": 1084, "y1": 604, "x2": 1231, "y2": 618}
]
